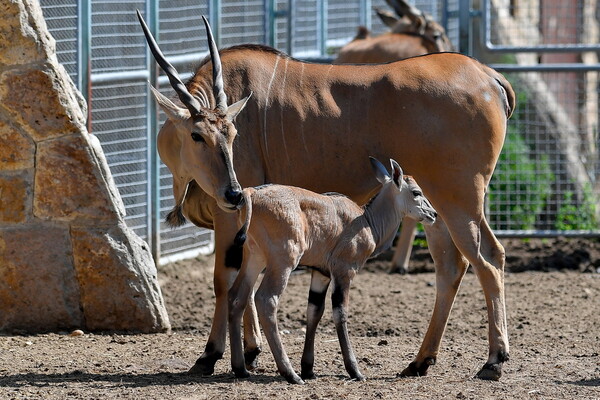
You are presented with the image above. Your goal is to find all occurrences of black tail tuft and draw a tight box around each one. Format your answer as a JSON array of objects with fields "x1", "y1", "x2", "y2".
[
  {"x1": 166, "y1": 205, "x2": 186, "y2": 227},
  {"x1": 224, "y1": 227, "x2": 247, "y2": 270}
]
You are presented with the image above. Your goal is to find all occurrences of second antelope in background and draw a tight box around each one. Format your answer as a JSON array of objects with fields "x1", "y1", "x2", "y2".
[{"x1": 226, "y1": 157, "x2": 437, "y2": 384}]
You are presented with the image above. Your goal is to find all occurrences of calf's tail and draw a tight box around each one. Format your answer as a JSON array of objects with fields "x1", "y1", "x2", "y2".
[{"x1": 224, "y1": 189, "x2": 252, "y2": 270}]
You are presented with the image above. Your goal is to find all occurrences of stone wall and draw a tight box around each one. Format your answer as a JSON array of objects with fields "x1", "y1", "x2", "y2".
[{"x1": 0, "y1": 0, "x2": 170, "y2": 333}]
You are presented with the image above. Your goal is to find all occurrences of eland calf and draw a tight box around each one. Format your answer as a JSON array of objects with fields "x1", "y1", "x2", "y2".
[{"x1": 226, "y1": 157, "x2": 436, "y2": 384}]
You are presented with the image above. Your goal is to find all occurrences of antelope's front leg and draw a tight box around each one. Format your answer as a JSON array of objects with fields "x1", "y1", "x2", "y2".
[
  {"x1": 189, "y1": 215, "x2": 261, "y2": 375},
  {"x1": 331, "y1": 270, "x2": 364, "y2": 381},
  {"x1": 301, "y1": 270, "x2": 331, "y2": 380}
]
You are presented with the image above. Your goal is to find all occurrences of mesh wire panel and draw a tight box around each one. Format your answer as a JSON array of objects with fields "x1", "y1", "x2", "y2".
[
  {"x1": 488, "y1": 0, "x2": 592, "y2": 47},
  {"x1": 39, "y1": 0, "x2": 79, "y2": 81},
  {"x1": 158, "y1": 1, "x2": 209, "y2": 57},
  {"x1": 293, "y1": 0, "x2": 320, "y2": 56},
  {"x1": 91, "y1": 1, "x2": 147, "y2": 73},
  {"x1": 91, "y1": 80, "x2": 149, "y2": 239},
  {"x1": 327, "y1": 0, "x2": 361, "y2": 49},
  {"x1": 221, "y1": 0, "x2": 266, "y2": 47},
  {"x1": 489, "y1": 71, "x2": 599, "y2": 231}
]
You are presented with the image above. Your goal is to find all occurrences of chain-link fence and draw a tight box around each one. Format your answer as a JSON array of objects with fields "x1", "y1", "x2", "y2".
[{"x1": 38, "y1": 0, "x2": 599, "y2": 263}]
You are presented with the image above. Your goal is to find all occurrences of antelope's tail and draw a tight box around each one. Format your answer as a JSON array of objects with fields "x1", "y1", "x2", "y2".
[{"x1": 224, "y1": 189, "x2": 252, "y2": 269}]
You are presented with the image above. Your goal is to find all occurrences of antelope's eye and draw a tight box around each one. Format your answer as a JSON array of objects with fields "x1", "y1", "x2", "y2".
[
  {"x1": 191, "y1": 132, "x2": 205, "y2": 143},
  {"x1": 412, "y1": 190, "x2": 422, "y2": 197}
]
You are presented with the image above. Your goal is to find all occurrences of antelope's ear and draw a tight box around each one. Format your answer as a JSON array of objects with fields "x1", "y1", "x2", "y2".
[
  {"x1": 390, "y1": 159, "x2": 404, "y2": 187},
  {"x1": 226, "y1": 92, "x2": 253, "y2": 121},
  {"x1": 149, "y1": 84, "x2": 190, "y2": 122},
  {"x1": 375, "y1": 7, "x2": 400, "y2": 27},
  {"x1": 369, "y1": 156, "x2": 391, "y2": 184}
]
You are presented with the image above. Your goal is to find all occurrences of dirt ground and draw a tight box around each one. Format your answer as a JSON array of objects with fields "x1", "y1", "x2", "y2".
[{"x1": 1, "y1": 237, "x2": 599, "y2": 399}]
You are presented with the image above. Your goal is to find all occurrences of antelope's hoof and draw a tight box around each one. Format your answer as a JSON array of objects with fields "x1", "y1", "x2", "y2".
[
  {"x1": 233, "y1": 366, "x2": 251, "y2": 379},
  {"x1": 188, "y1": 357, "x2": 218, "y2": 376},
  {"x1": 476, "y1": 363, "x2": 502, "y2": 381},
  {"x1": 399, "y1": 357, "x2": 435, "y2": 378},
  {"x1": 244, "y1": 347, "x2": 261, "y2": 371}
]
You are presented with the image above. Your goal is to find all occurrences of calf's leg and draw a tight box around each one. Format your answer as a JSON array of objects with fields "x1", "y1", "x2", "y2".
[
  {"x1": 256, "y1": 262, "x2": 304, "y2": 384},
  {"x1": 300, "y1": 270, "x2": 331, "y2": 379},
  {"x1": 331, "y1": 269, "x2": 364, "y2": 381}
]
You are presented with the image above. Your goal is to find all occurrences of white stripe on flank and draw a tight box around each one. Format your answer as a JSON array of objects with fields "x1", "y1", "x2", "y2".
[
  {"x1": 263, "y1": 56, "x2": 280, "y2": 157},
  {"x1": 299, "y1": 63, "x2": 309, "y2": 154},
  {"x1": 280, "y1": 58, "x2": 290, "y2": 162}
]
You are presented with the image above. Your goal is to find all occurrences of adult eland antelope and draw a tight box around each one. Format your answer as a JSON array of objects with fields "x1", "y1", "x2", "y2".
[
  {"x1": 335, "y1": 0, "x2": 454, "y2": 64},
  {"x1": 137, "y1": 11, "x2": 515, "y2": 381},
  {"x1": 226, "y1": 157, "x2": 437, "y2": 384}
]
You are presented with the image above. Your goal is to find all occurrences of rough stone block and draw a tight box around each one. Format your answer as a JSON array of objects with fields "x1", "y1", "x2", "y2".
[
  {"x1": 0, "y1": 0, "x2": 55, "y2": 66},
  {"x1": 34, "y1": 134, "x2": 119, "y2": 223},
  {"x1": 0, "y1": 170, "x2": 31, "y2": 223},
  {"x1": 71, "y1": 223, "x2": 171, "y2": 332},
  {"x1": 0, "y1": 224, "x2": 83, "y2": 331},
  {"x1": 0, "y1": 120, "x2": 35, "y2": 170},
  {"x1": 0, "y1": 68, "x2": 82, "y2": 141}
]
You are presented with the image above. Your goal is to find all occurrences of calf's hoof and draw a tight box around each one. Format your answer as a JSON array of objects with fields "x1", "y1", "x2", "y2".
[
  {"x1": 301, "y1": 370, "x2": 317, "y2": 380},
  {"x1": 244, "y1": 347, "x2": 261, "y2": 371},
  {"x1": 351, "y1": 372, "x2": 366, "y2": 381},
  {"x1": 283, "y1": 372, "x2": 305, "y2": 385},
  {"x1": 476, "y1": 363, "x2": 502, "y2": 381},
  {"x1": 389, "y1": 266, "x2": 407, "y2": 275},
  {"x1": 399, "y1": 357, "x2": 435, "y2": 378}
]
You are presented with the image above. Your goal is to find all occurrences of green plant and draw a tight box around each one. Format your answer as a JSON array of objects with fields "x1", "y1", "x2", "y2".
[
  {"x1": 488, "y1": 130, "x2": 554, "y2": 230},
  {"x1": 555, "y1": 184, "x2": 599, "y2": 230}
]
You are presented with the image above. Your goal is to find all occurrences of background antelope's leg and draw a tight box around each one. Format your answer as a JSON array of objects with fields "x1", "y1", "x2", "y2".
[
  {"x1": 228, "y1": 253, "x2": 263, "y2": 378},
  {"x1": 401, "y1": 218, "x2": 469, "y2": 377},
  {"x1": 390, "y1": 217, "x2": 418, "y2": 274},
  {"x1": 256, "y1": 263, "x2": 304, "y2": 384},
  {"x1": 301, "y1": 270, "x2": 331, "y2": 380},
  {"x1": 331, "y1": 270, "x2": 364, "y2": 381},
  {"x1": 189, "y1": 214, "x2": 245, "y2": 375},
  {"x1": 243, "y1": 287, "x2": 262, "y2": 370},
  {"x1": 471, "y1": 219, "x2": 509, "y2": 380}
]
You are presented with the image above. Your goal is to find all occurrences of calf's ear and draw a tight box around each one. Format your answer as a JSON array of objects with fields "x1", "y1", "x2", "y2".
[
  {"x1": 369, "y1": 156, "x2": 391, "y2": 184},
  {"x1": 390, "y1": 159, "x2": 403, "y2": 187}
]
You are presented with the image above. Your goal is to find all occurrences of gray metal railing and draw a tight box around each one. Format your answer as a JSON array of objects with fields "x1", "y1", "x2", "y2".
[{"x1": 38, "y1": 0, "x2": 599, "y2": 265}]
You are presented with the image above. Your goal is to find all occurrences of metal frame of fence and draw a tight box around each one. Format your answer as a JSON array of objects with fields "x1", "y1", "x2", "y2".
[{"x1": 39, "y1": 0, "x2": 599, "y2": 263}]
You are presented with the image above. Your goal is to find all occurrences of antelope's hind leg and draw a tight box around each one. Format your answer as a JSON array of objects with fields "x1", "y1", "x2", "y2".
[
  {"x1": 400, "y1": 218, "x2": 469, "y2": 378},
  {"x1": 471, "y1": 219, "x2": 509, "y2": 380},
  {"x1": 300, "y1": 270, "x2": 331, "y2": 380}
]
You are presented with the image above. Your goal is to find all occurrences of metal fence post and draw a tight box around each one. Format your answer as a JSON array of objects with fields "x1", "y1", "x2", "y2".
[
  {"x1": 210, "y1": 0, "x2": 221, "y2": 46},
  {"x1": 458, "y1": 0, "x2": 471, "y2": 55},
  {"x1": 359, "y1": 0, "x2": 371, "y2": 30},
  {"x1": 319, "y1": 0, "x2": 328, "y2": 56},
  {"x1": 145, "y1": 0, "x2": 160, "y2": 262},
  {"x1": 78, "y1": 0, "x2": 91, "y2": 131}
]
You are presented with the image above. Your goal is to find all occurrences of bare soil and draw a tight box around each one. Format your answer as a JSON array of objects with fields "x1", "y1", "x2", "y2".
[{"x1": 1, "y1": 237, "x2": 599, "y2": 399}]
